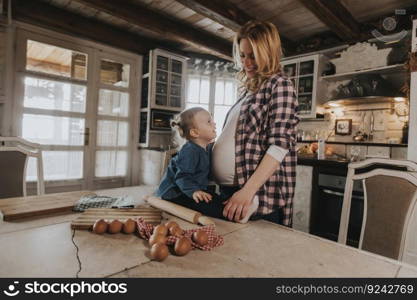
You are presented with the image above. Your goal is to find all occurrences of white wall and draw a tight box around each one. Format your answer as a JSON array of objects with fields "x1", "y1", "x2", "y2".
[{"x1": 408, "y1": 19, "x2": 417, "y2": 162}]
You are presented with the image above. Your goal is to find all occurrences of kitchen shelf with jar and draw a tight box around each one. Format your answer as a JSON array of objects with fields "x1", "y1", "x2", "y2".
[
  {"x1": 281, "y1": 54, "x2": 327, "y2": 119},
  {"x1": 139, "y1": 49, "x2": 188, "y2": 148}
]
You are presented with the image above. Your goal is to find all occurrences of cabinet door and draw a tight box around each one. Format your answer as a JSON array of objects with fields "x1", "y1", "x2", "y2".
[
  {"x1": 156, "y1": 55, "x2": 168, "y2": 71},
  {"x1": 293, "y1": 165, "x2": 313, "y2": 233},
  {"x1": 140, "y1": 77, "x2": 148, "y2": 108},
  {"x1": 168, "y1": 59, "x2": 183, "y2": 108},
  {"x1": 297, "y1": 58, "x2": 316, "y2": 117},
  {"x1": 281, "y1": 55, "x2": 318, "y2": 118},
  {"x1": 139, "y1": 111, "x2": 148, "y2": 145},
  {"x1": 171, "y1": 59, "x2": 182, "y2": 74},
  {"x1": 150, "y1": 51, "x2": 185, "y2": 111}
]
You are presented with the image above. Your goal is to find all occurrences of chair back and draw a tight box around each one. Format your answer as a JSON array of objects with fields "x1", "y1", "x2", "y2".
[
  {"x1": 0, "y1": 151, "x2": 27, "y2": 198},
  {"x1": 0, "y1": 137, "x2": 45, "y2": 198},
  {"x1": 160, "y1": 148, "x2": 178, "y2": 178},
  {"x1": 338, "y1": 158, "x2": 417, "y2": 261}
]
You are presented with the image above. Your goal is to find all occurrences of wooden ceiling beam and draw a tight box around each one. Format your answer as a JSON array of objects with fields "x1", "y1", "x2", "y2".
[
  {"x1": 298, "y1": 0, "x2": 362, "y2": 42},
  {"x1": 11, "y1": 0, "x2": 161, "y2": 55},
  {"x1": 176, "y1": 0, "x2": 251, "y2": 32},
  {"x1": 175, "y1": 0, "x2": 296, "y2": 55},
  {"x1": 72, "y1": 0, "x2": 233, "y2": 60}
]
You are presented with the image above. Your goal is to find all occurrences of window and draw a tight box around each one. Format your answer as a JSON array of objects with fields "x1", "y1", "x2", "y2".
[
  {"x1": 186, "y1": 75, "x2": 210, "y2": 111},
  {"x1": 186, "y1": 74, "x2": 238, "y2": 136},
  {"x1": 213, "y1": 78, "x2": 237, "y2": 135}
]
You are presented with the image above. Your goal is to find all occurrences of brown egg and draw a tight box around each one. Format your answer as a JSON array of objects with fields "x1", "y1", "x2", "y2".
[
  {"x1": 169, "y1": 225, "x2": 184, "y2": 237},
  {"x1": 192, "y1": 230, "x2": 209, "y2": 246},
  {"x1": 153, "y1": 224, "x2": 168, "y2": 236},
  {"x1": 122, "y1": 219, "x2": 136, "y2": 234},
  {"x1": 174, "y1": 237, "x2": 192, "y2": 256},
  {"x1": 92, "y1": 219, "x2": 108, "y2": 234},
  {"x1": 150, "y1": 243, "x2": 169, "y2": 261},
  {"x1": 149, "y1": 233, "x2": 167, "y2": 246},
  {"x1": 107, "y1": 219, "x2": 123, "y2": 234},
  {"x1": 164, "y1": 221, "x2": 179, "y2": 231}
]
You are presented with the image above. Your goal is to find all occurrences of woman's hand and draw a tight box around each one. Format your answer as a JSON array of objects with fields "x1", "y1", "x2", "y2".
[
  {"x1": 192, "y1": 190, "x2": 212, "y2": 203},
  {"x1": 223, "y1": 188, "x2": 255, "y2": 222}
]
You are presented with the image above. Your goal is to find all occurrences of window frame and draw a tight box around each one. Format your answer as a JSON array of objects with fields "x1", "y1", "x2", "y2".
[{"x1": 185, "y1": 72, "x2": 238, "y2": 131}]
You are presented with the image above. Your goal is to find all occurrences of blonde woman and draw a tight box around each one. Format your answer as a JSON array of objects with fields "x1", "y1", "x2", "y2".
[{"x1": 212, "y1": 20, "x2": 299, "y2": 226}]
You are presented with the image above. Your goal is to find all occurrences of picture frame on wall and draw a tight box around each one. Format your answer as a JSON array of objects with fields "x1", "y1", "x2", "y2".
[{"x1": 335, "y1": 119, "x2": 352, "y2": 135}]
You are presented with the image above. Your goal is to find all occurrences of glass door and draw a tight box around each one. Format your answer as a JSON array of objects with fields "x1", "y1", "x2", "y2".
[
  {"x1": 15, "y1": 29, "x2": 140, "y2": 191},
  {"x1": 16, "y1": 37, "x2": 89, "y2": 186},
  {"x1": 91, "y1": 53, "x2": 136, "y2": 189}
]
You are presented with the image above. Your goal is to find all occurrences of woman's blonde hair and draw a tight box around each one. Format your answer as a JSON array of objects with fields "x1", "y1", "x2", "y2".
[
  {"x1": 233, "y1": 20, "x2": 283, "y2": 92},
  {"x1": 171, "y1": 107, "x2": 206, "y2": 140}
]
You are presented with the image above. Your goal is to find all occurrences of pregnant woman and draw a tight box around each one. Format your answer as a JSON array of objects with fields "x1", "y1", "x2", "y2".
[{"x1": 212, "y1": 20, "x2": 299, "y2": 226}]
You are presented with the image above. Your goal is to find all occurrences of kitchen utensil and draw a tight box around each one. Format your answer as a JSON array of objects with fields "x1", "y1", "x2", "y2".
[
  {"x1": 369, "y1": 111, "x2": 374, "y2": 141},
  {"x1": 353, "y1": 131, "x2": 368, "y2": 141},
  {"x1": 0, "y1": 191, "x2": 92, "y2": 221},
  {"x1": 145, "y1": 196, "x2": 215, "y2": 226}
]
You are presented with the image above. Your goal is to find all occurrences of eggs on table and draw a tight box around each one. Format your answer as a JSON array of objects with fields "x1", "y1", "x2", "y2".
[
  {"x1": 91, "y1": 219, "x2": 210, "y2": 262},
  {"x1": 92, "y1": 218, "x2": 137, "y2": 234},
  {"x1": 147, "y1": 222, "x2": 210, "y2": 261}
]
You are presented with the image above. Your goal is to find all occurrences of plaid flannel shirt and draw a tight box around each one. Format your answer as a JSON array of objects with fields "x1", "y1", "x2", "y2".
[{"x1": 234, "y1": 73, "x2": 299, "y2": 226}]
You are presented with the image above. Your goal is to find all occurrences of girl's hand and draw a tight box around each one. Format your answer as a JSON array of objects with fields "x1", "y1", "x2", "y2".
[
  {"x1": 192, "y1": 190, "x2": 212, "y2": 203},
  {"x1": 222, "y1": 188, "x2": 255, "y2": 222}
]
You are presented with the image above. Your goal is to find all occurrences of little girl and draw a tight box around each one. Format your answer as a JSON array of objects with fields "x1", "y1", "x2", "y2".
[{"x1": 156, "y1": 107, "x2": 257, "y2": 223}]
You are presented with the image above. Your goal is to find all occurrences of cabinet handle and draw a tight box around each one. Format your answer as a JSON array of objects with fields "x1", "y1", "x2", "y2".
[
  {"x1": 321, "y1": 188, "x2": 364, "y2": 200},
  {"x1": 322, "y1": 189, "x2": 345, "y2": 197}
]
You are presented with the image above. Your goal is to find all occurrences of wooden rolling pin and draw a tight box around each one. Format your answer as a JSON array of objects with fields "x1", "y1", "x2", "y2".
[{"x1": 145, "y1": 196, "x2": 215, "y2": 226}]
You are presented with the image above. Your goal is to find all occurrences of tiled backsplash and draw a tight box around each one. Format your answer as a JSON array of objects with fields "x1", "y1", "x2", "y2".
[
  {"x1": 297, "y1": 141, "x2": 407, "y2": 160},
  {"x1": 299, "y1": 102, "x2": 407, "y2": 144}
]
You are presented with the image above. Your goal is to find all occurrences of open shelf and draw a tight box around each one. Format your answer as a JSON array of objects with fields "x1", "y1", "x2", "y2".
[{"x1": 320, "y1": 64, "x2": 405, "y2": 81}]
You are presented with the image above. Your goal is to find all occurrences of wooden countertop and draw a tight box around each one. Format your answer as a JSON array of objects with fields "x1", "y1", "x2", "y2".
[{"x1": 1, "y1": 188, "x2": 417, "y2": 278}]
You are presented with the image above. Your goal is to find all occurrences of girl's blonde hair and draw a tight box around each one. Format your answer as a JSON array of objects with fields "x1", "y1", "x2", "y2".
[
  {"x1": 233, "y1": 20, "x2": 283, "y2": 93},
  {"x1": 171, "y1": 107, "x2": 206, "y2": 140}
]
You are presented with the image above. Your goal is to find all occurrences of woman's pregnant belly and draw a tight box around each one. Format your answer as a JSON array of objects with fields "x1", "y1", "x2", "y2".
[{"x1": 212, "y1": 128, "x2": 236, "y2": 186}]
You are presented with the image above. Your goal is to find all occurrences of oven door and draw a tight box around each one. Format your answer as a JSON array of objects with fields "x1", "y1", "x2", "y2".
[{"x1": 314, "y1": 186, "x2": 364, "y2": 247}]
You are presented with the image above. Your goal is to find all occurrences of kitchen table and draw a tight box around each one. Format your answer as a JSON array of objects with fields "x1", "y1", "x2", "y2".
[{"x1": 1, "y1": 186, "x2": 417, "y2": 278}]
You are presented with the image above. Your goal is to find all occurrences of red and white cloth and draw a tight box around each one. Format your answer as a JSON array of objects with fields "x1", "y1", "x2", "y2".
[{"x1": 136, "y1": 217, "x2": 224, "y2": 251}]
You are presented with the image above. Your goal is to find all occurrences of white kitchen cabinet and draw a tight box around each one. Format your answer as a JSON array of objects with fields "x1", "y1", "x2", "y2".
[
  {"x1": 293, "y1": 165, "x2": 313, "y2": 233},
  {"x1": 139, "y1": 49, "x2": 187, "y2": 147},
  {"x1": 281, "y1": 54, "x2": 326, "y2": 118}
]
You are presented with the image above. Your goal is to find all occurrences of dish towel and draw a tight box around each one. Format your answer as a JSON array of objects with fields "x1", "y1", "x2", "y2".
[
  {"x1": 136, "y1": 217, "x2": 224, "y2": 251},
  {"x1": 73, "y1": 194, "x2": 135, "y2": 212}
]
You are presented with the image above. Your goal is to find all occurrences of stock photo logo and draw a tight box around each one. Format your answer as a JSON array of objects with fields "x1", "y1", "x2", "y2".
[
  {"x1": 3, "y1": 281, "x2": 20, "y2": 297},
  {"x1": 371, "y1": 9, "x2": 408, "y2": 43}
]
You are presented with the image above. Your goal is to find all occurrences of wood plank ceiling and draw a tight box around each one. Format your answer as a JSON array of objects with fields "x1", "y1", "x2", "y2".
[{"x1": 6, "y1": 0, "x2": 417, "y2": 60}]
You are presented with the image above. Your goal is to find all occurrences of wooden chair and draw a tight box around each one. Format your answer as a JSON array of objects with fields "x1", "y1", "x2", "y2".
[
  {"x1": 160, "y1": 148, "x2": 178, "y2": 178},
  {"x1": 338, "y1": 158, "x2": 417, "y2": 261},
  {"x1": 0, "y1": 137, "x2": 45, "y2": 198}
]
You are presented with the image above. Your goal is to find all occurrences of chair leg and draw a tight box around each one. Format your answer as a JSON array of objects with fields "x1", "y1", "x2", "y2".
[{"x1": 338, "y1": 167, "x2": 354, "y2": 244}]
